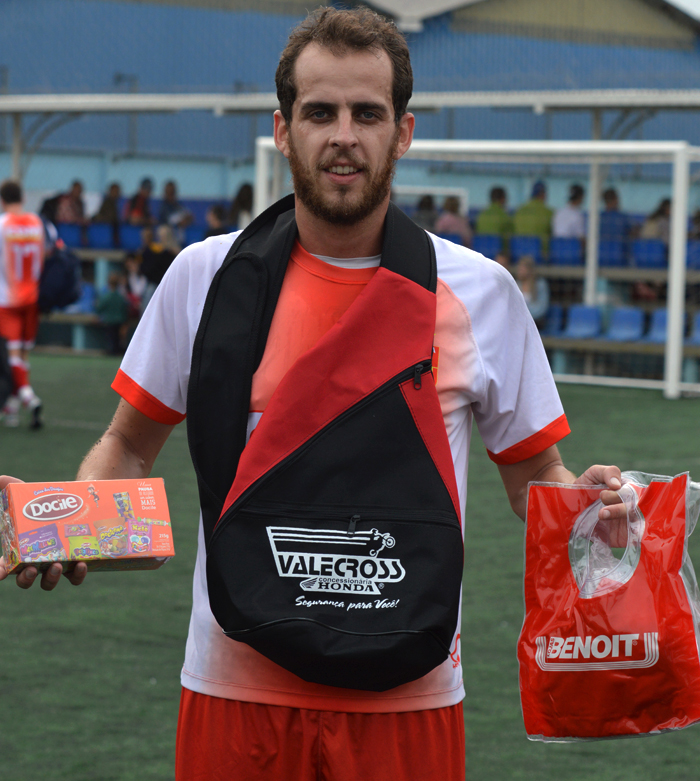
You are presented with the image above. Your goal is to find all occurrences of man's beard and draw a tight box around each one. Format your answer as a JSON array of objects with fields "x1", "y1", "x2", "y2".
[{"x1": 288, "y1": 133, "x2": 398, "y2": 227}]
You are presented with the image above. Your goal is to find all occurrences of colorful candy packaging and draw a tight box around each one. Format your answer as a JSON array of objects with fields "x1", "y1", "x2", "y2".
[
  {"x1": 0, "y1": 479, "x2": 174, "y2": 573},
  {"x1": 518, "y1": 471, "x2": 700, "y2": 741},
  {"x1": 65, "y1": 524, "x2": 101, "y2": 561}
]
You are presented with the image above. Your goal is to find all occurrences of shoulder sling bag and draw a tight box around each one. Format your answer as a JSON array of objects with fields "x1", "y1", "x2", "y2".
[{"x1": 187, "y1": 194, "x2": 463, "y2": 691}]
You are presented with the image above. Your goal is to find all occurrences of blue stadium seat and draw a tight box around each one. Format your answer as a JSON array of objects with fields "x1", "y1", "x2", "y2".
[
  {"x1": 643, "y1": 309, "x2": 668, "y2": 343},
  {"x1": 87, "y1": 223, "x2": 114, "y2": 250},
  {"x1": 686, "y1": 312, "x2": 700, "y2": 346},
  {"x1": 510, "y1": 236, "x2": 542, "y2": 264},
  {"x1": 632, "y1": 239, "x2": 667, "y2": 268},
  {"x1": 560, "y1": 305, "x2": 601, "y2": 339},
  {"x1": 549, "y1": 237, "x2": 583, "y2": 266},
  {"x1": 540, "y1": 304, "x2": 564, "y2": 336},
  {"x1": 63, "y1": 282, "x2": 96, "y2": 315},
  {"x1": 600, "y1": 307, "x2": 644, "y2": 341},
  {"x1": 56, "y1": 223, "x2": 82, "y2": 248},
  {"x1": 472, "y1": 234, "x2": 502, "y2": 259},
  {"x1": 184, "y1": 225, "x2": 206, "y2": 246},
  {"x1": 119, "y1": 224, "x2": 143, "y2": 251},
  {"x1": 438, "y1": 233, "x2": 465, "y2": 246},
  {"x1": 598, "y1": 240, "x2": 627, "y2": 267},
  {"x1": 687, "y1": 241, "x2": 700, "y2": 269}
]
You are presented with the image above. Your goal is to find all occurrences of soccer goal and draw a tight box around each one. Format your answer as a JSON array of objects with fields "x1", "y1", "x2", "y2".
[{"x1": 254, "y1": 136, "x2": 700, "y2": 400}]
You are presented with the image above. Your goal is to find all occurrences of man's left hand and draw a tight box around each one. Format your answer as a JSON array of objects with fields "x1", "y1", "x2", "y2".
[{"x1": 573, "y1": 464, "x2": 624, "y2": 521}]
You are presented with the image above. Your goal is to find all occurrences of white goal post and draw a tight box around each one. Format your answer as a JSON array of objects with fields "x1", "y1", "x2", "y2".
[{"x1": 255, "y1": 136, "x2": 700, "y2": 399}]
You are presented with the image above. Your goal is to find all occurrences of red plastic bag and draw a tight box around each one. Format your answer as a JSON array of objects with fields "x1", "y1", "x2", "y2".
[{"x1": 518, "y1": 471, "x2": 700, "y2": 741}]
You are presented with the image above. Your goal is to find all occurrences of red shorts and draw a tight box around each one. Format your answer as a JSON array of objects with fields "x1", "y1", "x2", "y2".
[
  {"x1": 0, "y1": 303, "x2": 39, "y2": 350},
  {"x1": 175, "y1": 688, "x2": 465, "y2": 781}
]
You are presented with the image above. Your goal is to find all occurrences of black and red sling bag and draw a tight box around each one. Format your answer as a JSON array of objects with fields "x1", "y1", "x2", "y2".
[{"x1": 187, "y1": 195, "x2": 463, "y2": 691}]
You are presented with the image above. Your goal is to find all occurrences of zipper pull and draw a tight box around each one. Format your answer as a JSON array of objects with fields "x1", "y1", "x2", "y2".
[
  {"x1": 413, "y1": 363, "x2": 424, "y2": 389},
  {"x1": 348, "y1": 514, "x2": 360, "y2": 536}
]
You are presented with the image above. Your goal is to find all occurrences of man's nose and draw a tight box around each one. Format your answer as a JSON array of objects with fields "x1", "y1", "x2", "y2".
[{"x1": 329, "y1": 112, "x2": 358, "y2": 148}]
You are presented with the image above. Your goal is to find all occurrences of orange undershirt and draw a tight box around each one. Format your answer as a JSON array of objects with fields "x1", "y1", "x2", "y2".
[{"x1": 250, "y1": 241, "x2": 377, "y2": 414}]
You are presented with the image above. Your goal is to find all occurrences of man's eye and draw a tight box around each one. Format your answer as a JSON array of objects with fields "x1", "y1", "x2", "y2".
[
  {"x1": 311, "y1": 110, "x2": 327, "y2": 119},
  {"x1": 360, "y1": 111, "x2": 377, "y2": 120}
]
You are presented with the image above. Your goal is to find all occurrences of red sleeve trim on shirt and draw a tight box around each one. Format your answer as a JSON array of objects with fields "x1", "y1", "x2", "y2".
[
  {"x1": 487, "y1": 414, "x2": 571, "y2": 465},
  {"x1": 112, "y1": 368, "x2": 186, "y2": 425}
]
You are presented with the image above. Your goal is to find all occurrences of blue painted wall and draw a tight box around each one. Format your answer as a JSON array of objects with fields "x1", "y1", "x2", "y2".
[{"x1": 2, "y1": 0, "x2": 700, "y2": 208}]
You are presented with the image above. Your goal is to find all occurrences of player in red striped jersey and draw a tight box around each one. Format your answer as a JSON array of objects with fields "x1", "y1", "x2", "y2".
[{"x1": 0, "y1": 180, "x2": 45, "y2": 428}]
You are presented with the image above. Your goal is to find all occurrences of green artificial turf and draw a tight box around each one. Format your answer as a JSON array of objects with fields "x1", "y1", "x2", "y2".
[
  {"x1": 0, "y1": 355, "x2": 198, "y2": 780},
  {"x1": 2, "y1": 359, "x2": 700, "y2": 779}
]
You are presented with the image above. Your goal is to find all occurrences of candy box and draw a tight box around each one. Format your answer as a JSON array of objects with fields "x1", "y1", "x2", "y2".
[{"x1": 0, "y1": 479, "x2": 174, "y2": 573}]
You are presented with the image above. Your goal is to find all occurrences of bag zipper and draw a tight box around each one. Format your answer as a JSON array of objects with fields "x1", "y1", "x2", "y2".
[
  {"x1": 212, "y1": 359, "x2": 436, "y2": 540},
  {"x1": 241, "y1": 501, "x2": 458, "y2": 526}
]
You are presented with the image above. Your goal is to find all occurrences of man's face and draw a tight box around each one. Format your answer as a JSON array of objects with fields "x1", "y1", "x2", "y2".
[{"x1": 274, "y1": 43, "x2": 414, "y2": 226}]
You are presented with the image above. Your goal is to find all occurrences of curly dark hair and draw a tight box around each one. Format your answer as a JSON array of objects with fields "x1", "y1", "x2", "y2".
[{"x1": 275, "y1": 6, "x2": 413, "y2": 126}]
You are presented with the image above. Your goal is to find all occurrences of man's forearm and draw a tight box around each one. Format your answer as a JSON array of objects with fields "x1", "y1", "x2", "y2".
[
  {"x1": 498, "y1": 446, "x2": 577, "y2": 522},
  {"x1": 77, "y1": 429, "x2": 152, "y2": 480},
  {"x1": 76, "y1": 398, "x2": 175, "y2": 481}
]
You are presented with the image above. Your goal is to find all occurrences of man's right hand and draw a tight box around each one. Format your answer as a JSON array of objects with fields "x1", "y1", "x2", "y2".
[
  {"x1": 0, "y1": 558, "x2": 88, "y2": 590},
  {"x1": 0, "y1": 475, "x2": 88, "y2": 590}
]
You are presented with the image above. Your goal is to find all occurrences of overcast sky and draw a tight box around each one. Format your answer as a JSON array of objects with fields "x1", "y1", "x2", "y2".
[{"x1": 671, "y1": 0, "x2": 700, "y2": 20}]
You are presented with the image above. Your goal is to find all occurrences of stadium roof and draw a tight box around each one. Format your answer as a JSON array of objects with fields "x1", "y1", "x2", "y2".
[
  {"x1": 367, "y1": 0, "x2": 700, "y2": 32},
  {"x1": 6, "y1": 87, "x2": 700, "y2": 179}
]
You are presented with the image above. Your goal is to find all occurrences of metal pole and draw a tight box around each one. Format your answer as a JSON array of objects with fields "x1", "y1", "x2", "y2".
[
  {"x1": 664, "y1": 145, "x2": 689, "y2": 400},
  {"x1": 584, "y1": 110, "x2": 602, "y2": 306},
  {"x1": 11, "y1": 113, "x2": 21, "y2": 181},
  {"x1": 254, "y1": 137, "x2": 270, "y2": 217}
]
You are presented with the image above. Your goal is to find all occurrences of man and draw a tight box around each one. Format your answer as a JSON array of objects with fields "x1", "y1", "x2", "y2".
[
  {"x1": 124, "y1": 177, "x2": 154, "y2": 226},
  {"x1": 599, "y1": 187, "x2": 632, "y2": 244},
  {"x1": 55, "y1": 179, "x2": 87, "y2": 226},
  {"x1": 0, "y1": 180, "x2": 45, "y2": 429},
  {"x1": 553, "y1": 183, "x2": 586, "y2": 240},
  {"x1": 0, "y1": 8, "x2": 625, "y2": 779},
  {"x1": 157, "y1": 179, "x2": 193, "y2": 232},
  {"x1": 513, "y1": 180, "x2": 553, "y2": 256},
  {"x1": 475, "y1": 185, "x2": 513, "y2": 246}
]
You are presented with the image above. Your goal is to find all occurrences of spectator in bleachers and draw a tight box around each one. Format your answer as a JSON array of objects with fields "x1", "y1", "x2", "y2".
[
  {"x1": 55, "y1": 180, "x2": 87, "y2": 225},
  {"x1": 140, "y1": 224, "x2": 180, "y2": 310},
  {"x1": 122, "y1": 252, "x2": 147, "y2": 316},
  {"x1": 475, "y1": 186, "x2": 513, "y2": 247},
  {"x1": 412, "y1": 194, "x2": 438, "y2": 232},
  {"x1": 640, "y1": 198, "x2": 671, "y2": 245},
  {"x1": 599, "y1": 187, "x2": 633, "y2": 244},
  {"x1": 515, "y1": 255, "x2": 549, "y2": 330},
  {"x1": 124, "y1": 177, "x2": 155, "y2": 226},
  {"x1": 204, "y1": 204, "x2": 229, "y2": 239},
  {"x1": 434, "y1": 196, "x2": 472, "y2": 246},
  {"x1": 158, "y1": 180, "x2": 193, "y2": 231},
  {"x1": 690, "y1": 208, "x2": 700, "y2": 241},
  {"x1": 513, "y1": 181, "x2": 553, "y2": 256},
  {"x1": 93, "y1": 182, "x2": 122, "y2": 245},
  {"x1": 93, "y1": 183, "x2": 122, "y2": 225},
  {"x1": 229, "y1": 183, "x2": 253, "y2": 230},
  {"x1": 96, "y1": 272, "x2": 129, "y2": 355},
  {"x1": 553, "y1": 183, "x2": 586, "y2": 239},
  {"x1": 494, "y1": 252, "x2": 511, "y2": 270}
]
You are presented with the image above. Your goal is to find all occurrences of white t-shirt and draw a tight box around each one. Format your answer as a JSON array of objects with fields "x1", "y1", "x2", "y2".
[
  {"x1": 113, "y1": 229, "x2": 569, "y2": 713},
  {"x1": 553, "y1": 204, "x2": 586, "y2": 239}
]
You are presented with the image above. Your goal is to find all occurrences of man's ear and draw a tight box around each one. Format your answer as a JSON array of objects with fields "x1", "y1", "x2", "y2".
[
  {"x1": 274, "y1": 110, "x2": 291, "y2": 159},
  {"x1": 394, "y1": 112, "x2": 415, "y2": 161}
]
